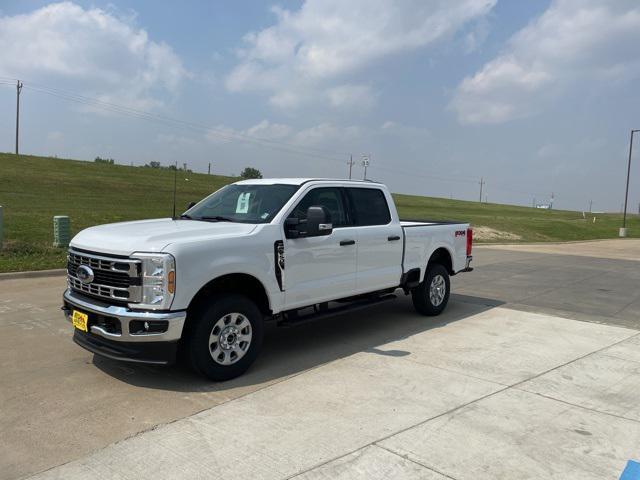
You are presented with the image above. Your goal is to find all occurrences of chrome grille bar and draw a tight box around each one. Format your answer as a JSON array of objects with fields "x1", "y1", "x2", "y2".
[{"x1": 67, "y1": 249, "x2": 141, "y2": 303}]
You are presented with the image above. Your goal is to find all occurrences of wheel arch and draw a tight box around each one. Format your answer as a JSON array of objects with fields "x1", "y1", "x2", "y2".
[
  {"x1": 187, "y1": 273, "x2": 272, "y2": 319},
  {"x1": 426, "y1": 247, "x2": 454, "y2": 276}
]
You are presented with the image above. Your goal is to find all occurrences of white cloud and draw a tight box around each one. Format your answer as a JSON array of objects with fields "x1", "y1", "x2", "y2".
[
  {"x1": 0, "y1": 2, "x2": 188, "y2": 111},
  {"x1": 326, "y1": 84, "x2": 376, "y2": 109},
  {"x1": 245, "y1": 120, "x2": 292, "y2": 140},
  {"x1": 205, "y1": 120, "x2": 294, "y2": 145},
  {"x1": 226, "y1": 0, "x2": 496, "y2": 110},
  {"x1": 451, "y1": 0, "x2": 640, "y2": 124},
  {"x1": 203, "y1": 120, "x2": 365, "y2": 152},
  {"x1": 292, "y1": 123, "x2": 363, "y2": 147},
  {"x1": 379, "y1": 121, "x2": 430, "y2": 139}
]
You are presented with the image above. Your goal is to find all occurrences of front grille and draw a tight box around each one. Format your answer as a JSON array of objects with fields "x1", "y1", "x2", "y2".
[{"x1": 67, "y1": 249, "x2": 141, "y2": 303}]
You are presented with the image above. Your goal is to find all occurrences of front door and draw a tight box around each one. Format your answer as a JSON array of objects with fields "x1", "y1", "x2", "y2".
[{"x1": 283, "y1": 187, "x2": 357, "y2": 309}]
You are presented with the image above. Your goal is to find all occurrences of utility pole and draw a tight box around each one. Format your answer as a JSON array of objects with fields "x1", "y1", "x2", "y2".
[
  {"x1": 15, "y1": 80, "x2": 23, "y2": 155},
  {"x1": 208, "y1": 163, "x2": 211, "y2": 175},
  {"x1": 478, "y1": 177, "x2": 485, "y2": 203},
  {"x1": 347, "y1": 155, "x2": 354, "y2": 179},
  {"x1": 589, "y1": 200, "x2": 592, "y2": 213},
  {"x1": 622, "y1": 129, "x2": 639, "y2": 235}
]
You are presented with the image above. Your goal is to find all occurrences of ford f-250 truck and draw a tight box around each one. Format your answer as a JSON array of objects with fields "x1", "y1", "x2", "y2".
[{"x1": 62, "y1": 179, "x2": 473, "y2": 380}]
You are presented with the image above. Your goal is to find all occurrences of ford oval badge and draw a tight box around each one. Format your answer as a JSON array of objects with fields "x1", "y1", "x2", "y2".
[{"x1": 76, "y1": 265, "x2": 95, "y2": 284}]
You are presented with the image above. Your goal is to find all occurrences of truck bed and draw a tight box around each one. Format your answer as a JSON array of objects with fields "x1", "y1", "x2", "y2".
[{"x1": 400, "y1": 220, "x2": 470, "y2": 275}]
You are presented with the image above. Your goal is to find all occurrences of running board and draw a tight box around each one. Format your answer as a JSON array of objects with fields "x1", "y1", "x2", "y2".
[{"x1": 277, "y1": 294, "x2": 397, "y2": 328}]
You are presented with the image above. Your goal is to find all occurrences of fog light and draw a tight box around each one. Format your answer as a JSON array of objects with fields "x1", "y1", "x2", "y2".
[{"x1": 129, "y1": 320, "x2": 168, "y2": 334}]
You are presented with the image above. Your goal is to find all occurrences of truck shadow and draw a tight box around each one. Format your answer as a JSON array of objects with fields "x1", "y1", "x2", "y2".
[{"x1": 92, "y1": 293, "x2": 504, "y2": 392}]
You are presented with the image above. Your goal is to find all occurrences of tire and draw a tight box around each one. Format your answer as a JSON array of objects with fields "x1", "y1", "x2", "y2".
[
  {"x1": 411, "y1": 263, "x2": 450, "y2": 316},
  {"x1": 187, "y1": 294, "x2": 264, "y2": 381}
]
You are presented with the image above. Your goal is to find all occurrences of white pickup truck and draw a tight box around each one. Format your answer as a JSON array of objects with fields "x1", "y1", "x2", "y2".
[{"x1": 63, "y1": 179, "x2": 473, "y2": 380}]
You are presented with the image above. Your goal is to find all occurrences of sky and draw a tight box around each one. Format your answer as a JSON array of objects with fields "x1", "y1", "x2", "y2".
[{"x1": 0, "y1": 0, "x2": 639, "y2": 212}]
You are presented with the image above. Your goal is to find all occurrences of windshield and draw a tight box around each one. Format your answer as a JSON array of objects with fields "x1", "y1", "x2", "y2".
[{"x1": 184, "y1": 183, "x2": 299, "y2": 224}]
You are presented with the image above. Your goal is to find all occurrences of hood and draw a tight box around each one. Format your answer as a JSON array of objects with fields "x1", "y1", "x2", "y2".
[{"x1": 70, "y1": 218, "x2": 258, "y2": 256}]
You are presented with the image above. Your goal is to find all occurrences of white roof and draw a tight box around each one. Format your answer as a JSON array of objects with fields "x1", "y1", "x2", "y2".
[{"x1": 234, "y1": 178, "x2": 383, "y2": 186}]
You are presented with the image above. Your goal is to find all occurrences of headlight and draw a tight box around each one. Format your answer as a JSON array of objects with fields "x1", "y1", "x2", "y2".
[{"x1": 130, "y1": 253, "x2": 176, "y2": 310}]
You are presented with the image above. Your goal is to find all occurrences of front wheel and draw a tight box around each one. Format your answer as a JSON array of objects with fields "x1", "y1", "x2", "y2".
[
  {"x1": 411, "y1": 264, "x2": 450, "y2": 316},
  {"x1": 187, "y1": 294, "x2": 264, "y2": 381}
]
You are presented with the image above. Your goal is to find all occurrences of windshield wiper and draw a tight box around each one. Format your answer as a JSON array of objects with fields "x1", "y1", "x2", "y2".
[
  {"x1": 179, "y1": 214, "x2": 193, "y2": 219},
  {"x1": 199, "y1": 215, "x2": 235, "y2": 222}
]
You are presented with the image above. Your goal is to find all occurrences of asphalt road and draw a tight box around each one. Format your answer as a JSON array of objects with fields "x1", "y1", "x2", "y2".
[
  {"x1": 1, "y1": 240, "x2": 639, "y2": 480},
  {"x1": 454, "y1": 239, "x2": 640, "y2": 329}
]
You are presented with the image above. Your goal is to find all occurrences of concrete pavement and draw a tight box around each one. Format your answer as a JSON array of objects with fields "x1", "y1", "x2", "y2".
[
  {"x1": 27, "y1": 306, "x2": 640, "y2": 480},
  {"x1": 480, "y1": 238, "x2": 640, "y2": 262},
  {"x1": 1, "y1": 239, "x2": 639, "y2": 480}
]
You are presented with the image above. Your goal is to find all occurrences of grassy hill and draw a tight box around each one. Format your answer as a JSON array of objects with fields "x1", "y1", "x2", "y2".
[{"x1": 0, "y1": 153, "x2": 638, "y2": 272}]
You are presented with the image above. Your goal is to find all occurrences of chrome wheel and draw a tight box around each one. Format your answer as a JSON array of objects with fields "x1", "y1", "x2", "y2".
[
  {"x1": 208, "y1": 313, "x2": 252, "y2": 366},
  {"x1": 429, "y1": 274, "x2": 446, "y2": 307}
]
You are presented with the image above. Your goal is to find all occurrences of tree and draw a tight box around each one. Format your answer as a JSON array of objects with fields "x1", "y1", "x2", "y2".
[
  {"x1": 145, "y1": 161, "x2": 161, "y2": 168},
  {"x1": 94, "y1": 156, "x2": 114, "y2": 165},
  {"x1": 240, "y1": 167, "x2": 263, "y2": 179}
]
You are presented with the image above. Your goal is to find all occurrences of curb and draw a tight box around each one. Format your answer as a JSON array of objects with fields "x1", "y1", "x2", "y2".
[{"x1": 0, "y1": 269, "x2": 66, "y2": 281}]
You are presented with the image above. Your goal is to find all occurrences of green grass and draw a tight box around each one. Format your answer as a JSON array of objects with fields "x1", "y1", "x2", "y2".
[{"x1": 0, "y1": 153, "x2": 638, "y2": 273}]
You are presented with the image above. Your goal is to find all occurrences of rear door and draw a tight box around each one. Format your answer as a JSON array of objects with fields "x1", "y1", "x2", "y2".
[
  {"x1": 347, "y1": 187, "x2": 403, "y2": 293},
  {"x1": 283, "y1": 187, "x2": 358, "y2": 309}
]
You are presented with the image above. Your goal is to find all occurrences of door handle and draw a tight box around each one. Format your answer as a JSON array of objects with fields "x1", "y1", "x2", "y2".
[
  {"x1": 340, "y1": 239, "x2": 356, "y2": 246},
  {"x1": 387, "y1": 235, "x2": 401, "y2": 241}
]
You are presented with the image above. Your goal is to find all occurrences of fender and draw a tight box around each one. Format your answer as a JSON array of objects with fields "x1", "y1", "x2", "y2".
[{"x1": 421, "y1": 244, "x2": 455, "y2": 282}]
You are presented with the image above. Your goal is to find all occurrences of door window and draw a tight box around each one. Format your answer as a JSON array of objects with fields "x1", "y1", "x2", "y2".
[
  {"x1": 288, "y1": 187, "x2": 348, "y2": 227},
  {"x1": 347, "y1": 188, "x2": 391, "y2": 226}
]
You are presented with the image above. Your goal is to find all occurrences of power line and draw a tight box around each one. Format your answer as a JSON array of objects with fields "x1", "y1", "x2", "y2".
[
  {"x1": 22, "y1": 81, "x2": 485, "y2": 187},
  {"x1": 0, "y1": 76, "x2": 587, "y2": 206},
  {"x1": 23, "y1": 83, "x2": 359, "y2": 169},
  {"x1": 19, "y1": 79, "x2": 349, "y2": 160}
]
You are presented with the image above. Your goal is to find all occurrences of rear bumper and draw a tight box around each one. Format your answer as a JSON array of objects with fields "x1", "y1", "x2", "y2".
[{"x1": 62, "y1": 289, "x2": 186, "y2": 365}]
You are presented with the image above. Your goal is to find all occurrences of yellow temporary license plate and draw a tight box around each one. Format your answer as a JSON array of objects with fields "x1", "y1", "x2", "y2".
[{"x1": 72, "y1": 310, "x2": 89, "y2": 332}]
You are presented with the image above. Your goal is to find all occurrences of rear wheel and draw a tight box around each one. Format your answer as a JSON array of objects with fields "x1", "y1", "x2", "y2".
[
  {"x1": 411, "y1": 263, "x2": 450, "y2": 316},
  {"x1": 187, "y1": 294, "x2": 264, "y2": 381}
]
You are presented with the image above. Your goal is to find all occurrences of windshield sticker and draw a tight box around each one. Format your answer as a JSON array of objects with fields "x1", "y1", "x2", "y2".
[{"x1": 236, "y1": 192, "x2": 251, "y2": 213}]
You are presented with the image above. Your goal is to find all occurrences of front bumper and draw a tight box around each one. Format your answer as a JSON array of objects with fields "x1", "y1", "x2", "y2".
[{"x1": 62, "y1": 289, "x2": 186, "y2": 365}]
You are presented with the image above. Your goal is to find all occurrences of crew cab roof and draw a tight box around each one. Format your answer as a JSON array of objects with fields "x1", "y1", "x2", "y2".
[{"x1": 234, "y1": 178, "x2": 384, "y2": 186}]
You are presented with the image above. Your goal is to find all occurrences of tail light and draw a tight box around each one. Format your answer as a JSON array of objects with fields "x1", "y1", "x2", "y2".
[{"x1": 466, "y1": 228, "x2": 473, "y2": 256}]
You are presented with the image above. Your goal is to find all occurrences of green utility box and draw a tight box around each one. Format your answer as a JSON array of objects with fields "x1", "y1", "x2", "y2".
[{"x1": 53, "y1": 215, "x2": 71, "y2": 248}]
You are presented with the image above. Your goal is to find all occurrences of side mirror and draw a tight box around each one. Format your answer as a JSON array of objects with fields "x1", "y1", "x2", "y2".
[
  {"x1": 306, "y1": 206, "x2": 333, "y2": 237},
  {"x1": 284, "y1": 206, "x2": 333, "y2": 238},
  {"x1": 186, "y1": 201, "x2": 196, "y2": 210}
]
